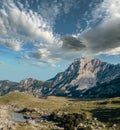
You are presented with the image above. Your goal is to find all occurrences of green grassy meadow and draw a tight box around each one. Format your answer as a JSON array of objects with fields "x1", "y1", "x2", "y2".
[{"x1": 0, "y1": 92, "x2": 120, "y2": 130}]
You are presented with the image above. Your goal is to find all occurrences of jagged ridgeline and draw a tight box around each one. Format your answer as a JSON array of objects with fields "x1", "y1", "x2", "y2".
[{"x1": 0, "y1": 58, "x2": 120, "y2": 98}]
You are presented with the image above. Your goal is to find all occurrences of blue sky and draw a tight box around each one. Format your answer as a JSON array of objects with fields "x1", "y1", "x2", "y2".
[{"x1": 0, "y1": 0, "x2": 120, "y2": 81}]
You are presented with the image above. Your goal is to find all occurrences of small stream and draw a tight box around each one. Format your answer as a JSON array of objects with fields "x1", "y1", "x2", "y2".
[
  {"x1": 10, "y1": 112, "x2": 41, "y2": 123},
  {"x1": 10, "y1": 112, "x2": 28, "y2": 122}
]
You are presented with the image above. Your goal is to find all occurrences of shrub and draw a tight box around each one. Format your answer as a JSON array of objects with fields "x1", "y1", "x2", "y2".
[{"x1": 77, "y1": 126, "x2": 93, "y2": 130}]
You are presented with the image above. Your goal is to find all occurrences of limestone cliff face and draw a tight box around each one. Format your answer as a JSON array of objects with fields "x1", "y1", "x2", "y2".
[{"x1": 49, "y1": 58, "x2": 120, "y2": 97}]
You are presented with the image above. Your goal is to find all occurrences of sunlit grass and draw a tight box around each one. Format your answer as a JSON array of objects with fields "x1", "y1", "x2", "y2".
[{"x1": 0, "y1": 92, "x2": 120, "y2": 129}]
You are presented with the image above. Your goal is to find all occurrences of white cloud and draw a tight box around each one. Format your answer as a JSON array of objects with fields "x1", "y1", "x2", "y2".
[
  {"x1": 0, "y1": 0, "x2": 62, "y2": 60},
  {"x1": 33, "y1": 48, "x2": 51, "y2": 59},
  {"x1": 31, "y1": 61, "x2": 47, "y2": 67},
  {"x1": 81, "y1": 18, "x2": 120, "y2": 53},
  {"x1": 61, "y1": 0, "x2": 120, "y2": 58},
  {"x1": 0, "y1": 0, "x2": 61, "y2": 46},
  {"x1": 37, "y1": 1, "x2": 62, "y2": 26},
  {"x1": 63, "y1": 0, "x2": 75, "y2": 14},
  {"x1": 0, "y1": 0, "x2": 65, "y2": 67},
  {"x1": 101, "y1": 47, "x2": 120, "y2": 55},
  {"x1": 32, "y1": 47, "x2": 62, "y2": 64},
  {"x1": 23, "y1": 53, "x2": 31, "y2": 60},
  {"x1": 7, "y1": 5, "x2": 55, "y2": 44},
  {"x1": 75, "y1": 0, "x2": 120, "y2": 55},
  {"x1": 5, "y1": 40, "x2": 21, "y2": 51},
  {"x1": 0, "y1": 18, "x2": 6, "y2": 35},
  {"x1": 0, "y1": 38, "x2": 22, "y2": 51}
]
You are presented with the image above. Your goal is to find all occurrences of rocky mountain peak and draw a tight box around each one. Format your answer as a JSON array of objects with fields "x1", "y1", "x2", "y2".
[
  {"x1": 65, "y1": 57, "x2": 105, "y2": 80},
  {"x1": 20, "y1": 78, "x2": 35, "y2": 85},
  {"x1": 49, "y1": 57, "x2": 120, "y2": 96},
  {"x1": 73, "y1": 57, "x2": 102, "y2": 69}
]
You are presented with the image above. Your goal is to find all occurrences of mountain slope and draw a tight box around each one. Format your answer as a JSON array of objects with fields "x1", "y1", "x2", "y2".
[
  {"x1": 0, "y1": 78, "x2": 51, "y2": 97},
  {"x1": 0, "y1": 80, "x2": 18, "y2": 96},
  {"x1": 82, "y1": 74, "x2": 120, "y2": 98},
  {"x1": 48, "y1": 58, "x2": 120, "y2": 97},
  {"x1": 0, "y1": 57, "x2": 120, "y2": 98}
]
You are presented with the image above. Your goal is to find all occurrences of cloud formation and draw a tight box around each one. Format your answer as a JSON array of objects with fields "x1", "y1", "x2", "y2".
[
  {"x1": 85, "y1": 0, "x2": 120, "y2": 54},
  {"x1": 0, "y1": 38, "x2": 22, "y2": 51},
  {"x1": 81, "y1": 18, "x2": 120, "y2": 54},
  {"x1": 62, "y1": 35, "x2": 85, "y2": 50},
  {"x1": 0, "y1": 18, "x2": 6, "y2": 35},
  {"x1": 101, "y1": 47, "x2": 120, "y2": 55},
  {"x1": 70, "y1": 0, "x2": 120, "y2": 56},
  {"x1": 1, "y1": 1, "x2": 55, "y2": 44},
  {"x1": 0, "y1": 0, "x2": 120, "y2": 67}
]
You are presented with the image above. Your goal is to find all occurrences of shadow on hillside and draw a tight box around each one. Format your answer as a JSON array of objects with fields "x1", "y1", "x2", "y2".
[
  {"x1": 90, "y1": 108, "x2": 120, "y2": 124},
  {"x1": 111, "y1": 100, "x2": 120, "y2": 104},
  {"x1": 68, "y1": 98, "x2": 105, "y2": 102}
]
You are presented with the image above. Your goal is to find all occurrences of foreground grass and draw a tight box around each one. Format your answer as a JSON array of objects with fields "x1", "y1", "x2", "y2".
[{"x1": 0, "y1": 92, "x2": 120, "y2": 129}]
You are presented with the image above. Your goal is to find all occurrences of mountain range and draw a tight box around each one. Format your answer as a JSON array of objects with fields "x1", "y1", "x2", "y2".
[{"x1": 0, "y1": 57, "x2": 120, "y2": 98}]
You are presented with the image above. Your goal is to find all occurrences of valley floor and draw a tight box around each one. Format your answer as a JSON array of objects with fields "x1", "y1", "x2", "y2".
[{"x1": 0, "y1": 92, "x2": 120, "y2": 130}]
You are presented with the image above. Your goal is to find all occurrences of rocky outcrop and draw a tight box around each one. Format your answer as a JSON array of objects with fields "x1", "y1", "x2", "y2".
[
  {"x1": 17, "y1": 78, "x2": 51, "y2": 97},
  {"x1": 0, "y1": 105, "x2": 17, "y2": 130}
]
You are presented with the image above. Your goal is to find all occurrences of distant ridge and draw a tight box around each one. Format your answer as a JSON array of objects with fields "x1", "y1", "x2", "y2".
[{"x1": 0, "y1": 58, "x2": 120, "y2": 98}]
